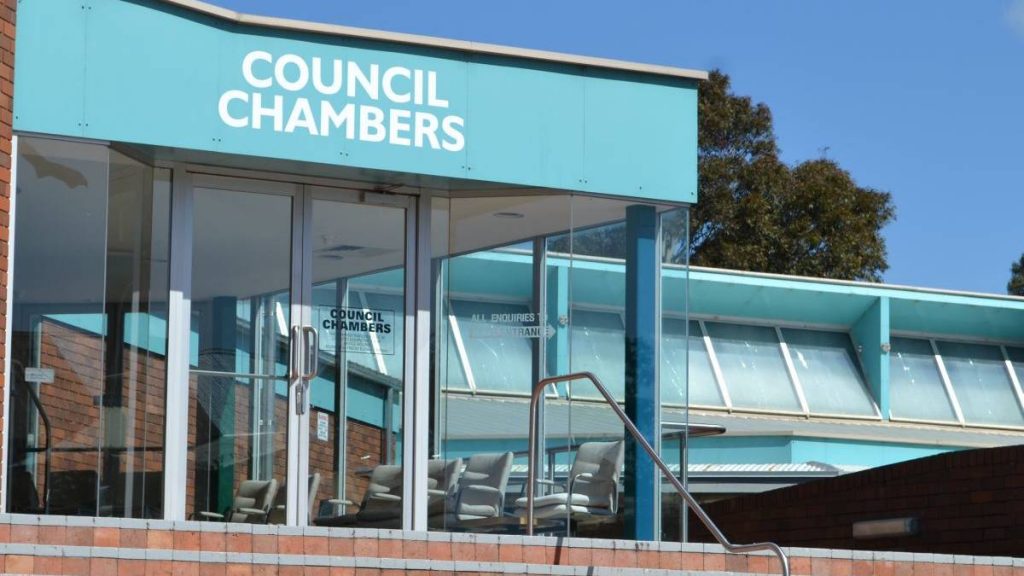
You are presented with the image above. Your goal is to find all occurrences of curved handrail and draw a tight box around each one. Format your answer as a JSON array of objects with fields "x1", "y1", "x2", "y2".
[
  {"x1": 23, "y1": 382, "x2": 52, "y2": 514},
  {"x1": 527, "y1": 371, "x2": 789, "y2": 576}
]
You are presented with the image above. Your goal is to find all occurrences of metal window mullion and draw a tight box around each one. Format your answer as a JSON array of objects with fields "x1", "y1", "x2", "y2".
[
  {"x1": 931, "y1": 339, "x2": 964, "y2": 425},
  {"x1": 0, "y1": 135, "x2": 19, "y2": 511},
  {"x1": 448, "y1": 314, "x2": 477, "y2": 393},
  {"x1": 776, "y1": 327, "x2": 810, "y2": 416},
  {"x1": 285, "y1": 184, "x2": 312, "y2": 526},
  {"x1": 699, "y1": 320, "x2": 732, "y2": 410},
  {"x1": 401, "y1": 192, "x2": 430, "y2": 531},
  {"x1": 163, "y1": 165, "x2": 193, "y2": 521},
  {"x1": 1001, "y1": 346, "x2": 1024, "y2": 415}
]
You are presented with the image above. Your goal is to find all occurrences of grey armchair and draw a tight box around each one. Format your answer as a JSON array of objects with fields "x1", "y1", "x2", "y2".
[
  {"x1": 427, "y1": 458, "x2": 462, "y2": 516},
  {"x1": 198, "y1": 478, "x2": 279, "y2": 523},
  {"x1": 514, "y1": 440, "x2": 624, "y2": 525},
  {"x1": 445, "y1": 452, "x2": 513, "y2": 522}
]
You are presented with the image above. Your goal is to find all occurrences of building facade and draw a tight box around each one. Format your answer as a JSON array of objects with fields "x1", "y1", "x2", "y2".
[{"x1": 3, "y1": 2, "x2": 1024, "y2": 571}]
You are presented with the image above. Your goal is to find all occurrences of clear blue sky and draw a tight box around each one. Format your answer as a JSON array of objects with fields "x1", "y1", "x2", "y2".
[{"x1": 211, "y1": 0, "x2": 1024, "y2": 295}]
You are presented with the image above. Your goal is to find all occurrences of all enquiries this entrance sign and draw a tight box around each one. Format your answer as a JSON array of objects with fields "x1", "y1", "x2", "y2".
[
  {"x1": 219, "y1": 51, "x2": 466, "y2": 152},
  {"x1": 468, "y1": 312, "x2": 556, "y2": 340},
  {"x1": 318, "y1": 306, "x2": 396, "y2": 355}
]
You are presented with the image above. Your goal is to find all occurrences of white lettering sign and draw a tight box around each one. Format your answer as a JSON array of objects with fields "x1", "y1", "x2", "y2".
[
  {"x1": 467, "y1": 313, "x2": 556, "y2": 339},
  {"x1": 219, "y1": 51, "x2": 465, "y2": 152}
]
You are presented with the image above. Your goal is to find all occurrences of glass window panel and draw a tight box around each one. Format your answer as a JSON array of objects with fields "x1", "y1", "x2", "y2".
[
  {"x1": 662, "y1": 319, "x2": 722, "y2": 406},
  {"x1": 705, "y1": 322, "x2": 800, "y2": 412},
  {"x1": 889, "y1": 337, "x2": 957, "y2": 422},
  {"x1": 570, "y1": 308, "x2": 625, "y2": 400},
  {"x1": 450, "y1": 300, "x2": 533, "y2": 393},
  {"x1": 8, "y1": 139, "x2": 169, "y2": 518},
  {"x1": 937, "y1": 341, "x2": 1023, "y2": 426},
  {"x1": 782, "y1": 329, "x2": 876, "y2": 416}
]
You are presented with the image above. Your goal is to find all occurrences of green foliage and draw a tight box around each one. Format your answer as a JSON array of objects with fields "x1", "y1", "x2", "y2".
[
  {"x1": 681, "y1": 70, "x2": 895, "y2": 281},
  {"x1": 1009, "y1": 254, "x2": 1024, "y2": 296}
]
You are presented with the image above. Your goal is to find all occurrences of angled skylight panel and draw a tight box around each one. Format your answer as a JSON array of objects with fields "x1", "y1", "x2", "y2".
[
  {"x1": 781, "y1": 328, "x2": 877, "y2": 417},
  {"x1": 704, "y1": 322, "x2": 801, "y2": 412},
  {"x1": 937, "y1": 341, "x2": 1024, "y2": 427},
  {"x1": 889, "y1": 337, "x2": 958, "y2": 422}
]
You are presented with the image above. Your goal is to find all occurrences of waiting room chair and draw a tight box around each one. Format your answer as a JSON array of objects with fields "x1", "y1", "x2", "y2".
[
  {"x1": 198, "y1": 478, "x2": 279, "y2": 523},
  {"x1": 267, "y1": 472, "x2": 321, "y2": 525},
  {"x1": 316, "y1": 464, "x2": 404, "y2": 527},
  {"x1": 514, "y1": 440, "x2": 624, "y2": 526},
  {"x1": 444, "y1": 452, "x2": 513, "y2": 523}
]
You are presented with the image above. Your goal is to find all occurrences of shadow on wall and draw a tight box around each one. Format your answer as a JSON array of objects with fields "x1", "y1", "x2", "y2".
[{"x1": 685, "y1": 445, "x2": 1024, "y2": 557}]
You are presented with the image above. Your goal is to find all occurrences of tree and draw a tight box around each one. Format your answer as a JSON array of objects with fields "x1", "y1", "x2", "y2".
[
  {"x1": 1009, "y1": 254, "x2": 1024, "y2": 296},
  {"x1": 682, "y1": 70, "x2": 895, "y2": 281}
]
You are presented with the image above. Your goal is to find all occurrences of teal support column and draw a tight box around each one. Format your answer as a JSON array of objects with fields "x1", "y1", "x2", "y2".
[
  {"x1": 624, "y1": 205, "x2": 658, "y2": 541},
  {"x1": 852, "y1": 297, "x2": 890, "y2": 419}
]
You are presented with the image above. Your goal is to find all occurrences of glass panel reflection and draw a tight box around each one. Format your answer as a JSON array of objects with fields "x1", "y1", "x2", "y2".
[
  {"x1": 188, "y1": 186, "x2": 291, "y2": 523},
  {"x1": 7, "y1": 138, "x2": 169, "y2": 517},
  {"x1": 782, "y1": 329, "x2": 876, "y2": 417},
  {"x1": 937, "y1": 341, "x2": 1023, "y2": 426},
  {"x1": 889, "y1": 337, "x2": 957, "y2": 422},
  {"x1": 705, "y1": 322, "x2": 800, "y2": 412},
  {"x1": 662, "y1": 319, "x2": 723, "y2": 407}
]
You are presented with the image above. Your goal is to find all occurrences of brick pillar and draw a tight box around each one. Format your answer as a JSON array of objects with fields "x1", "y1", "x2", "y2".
[{"x1": 0, "y1": 0, "x2": 14, "y2": 511}]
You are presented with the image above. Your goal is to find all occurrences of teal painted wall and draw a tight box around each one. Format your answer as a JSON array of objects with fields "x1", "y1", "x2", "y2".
[
  {"x1": 790, "y1": 437, "x2": 955, "y2": 468},
  {"x1": 851, "y1": 297, "x2": 889, "y2": 418},
  {"x1": 14, "y1": 0, "x2": 699, "y2": 203}
]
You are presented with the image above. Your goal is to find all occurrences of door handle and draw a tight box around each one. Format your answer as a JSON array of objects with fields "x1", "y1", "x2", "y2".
[
  {"x1": 302, "y1": 326, "x2": 319, "y2": 380},
  {"x1": 295, "y1": 326, "x2": 318, "y2": 416},
  {"x1": 289, "y1": 325, "x2": 301, "y2": 381}
]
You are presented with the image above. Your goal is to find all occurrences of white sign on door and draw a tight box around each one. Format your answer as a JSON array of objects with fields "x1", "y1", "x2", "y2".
[{"x1": 317, "y1": 411, "x2": 330, "y2": 442}]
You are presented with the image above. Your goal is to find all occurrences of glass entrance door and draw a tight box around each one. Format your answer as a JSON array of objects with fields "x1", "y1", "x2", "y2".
[
  {"x1": 186, "y1": 174, "x2": 410, "y2": 526},
  {"x1": 301, "y1": 187, "x2": 409, "y2": 528},
  {"x1": 188, "y1": 175, "x2": 300, "y2": 524}
]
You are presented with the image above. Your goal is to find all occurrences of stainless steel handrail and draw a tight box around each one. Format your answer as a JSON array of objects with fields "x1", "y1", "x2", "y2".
[{"x1": 527, "y1": 371, "x2": 789, "y2": 576}]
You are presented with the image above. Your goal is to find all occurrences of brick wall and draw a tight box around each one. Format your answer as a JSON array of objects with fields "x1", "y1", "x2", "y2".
[
  {"x1": 0, "y1": 0, "x2": 14, "y2": 513},
  {"x1": 690, "y1": 444, "x2": 1024, "y2": 557},
  {"x1": 0, "y1": 513, "x2": 1020, "y2": 576}
]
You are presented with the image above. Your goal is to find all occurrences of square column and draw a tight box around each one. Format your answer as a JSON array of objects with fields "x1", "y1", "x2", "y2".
[{"x1": 624, "y1": 205, "x2": 659, "y2": 540}]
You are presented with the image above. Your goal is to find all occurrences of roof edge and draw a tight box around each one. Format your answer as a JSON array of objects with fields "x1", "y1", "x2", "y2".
[
  {"x1": 688, "y1": 264, "x2": 1024, "y2": 305},
  {"x1": 159, "y1": 0, "x2": 710, "y2": 81}
]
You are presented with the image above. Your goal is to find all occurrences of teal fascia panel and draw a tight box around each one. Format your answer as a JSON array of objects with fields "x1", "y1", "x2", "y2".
[
  {"x1": 15, "y1": 0, "x2": 699, "y2": 204},
  {"x1": 851, "y1": 297, "x2": 890, "y2": 418}
]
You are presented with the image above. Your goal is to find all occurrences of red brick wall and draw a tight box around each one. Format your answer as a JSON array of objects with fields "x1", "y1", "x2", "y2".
[
  {"x1": 691, "y1": 444, "x2": 1024, "y2": 557},
  {"x1": 0, "y1": 0, "x2": 14, "y2": 511}
]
